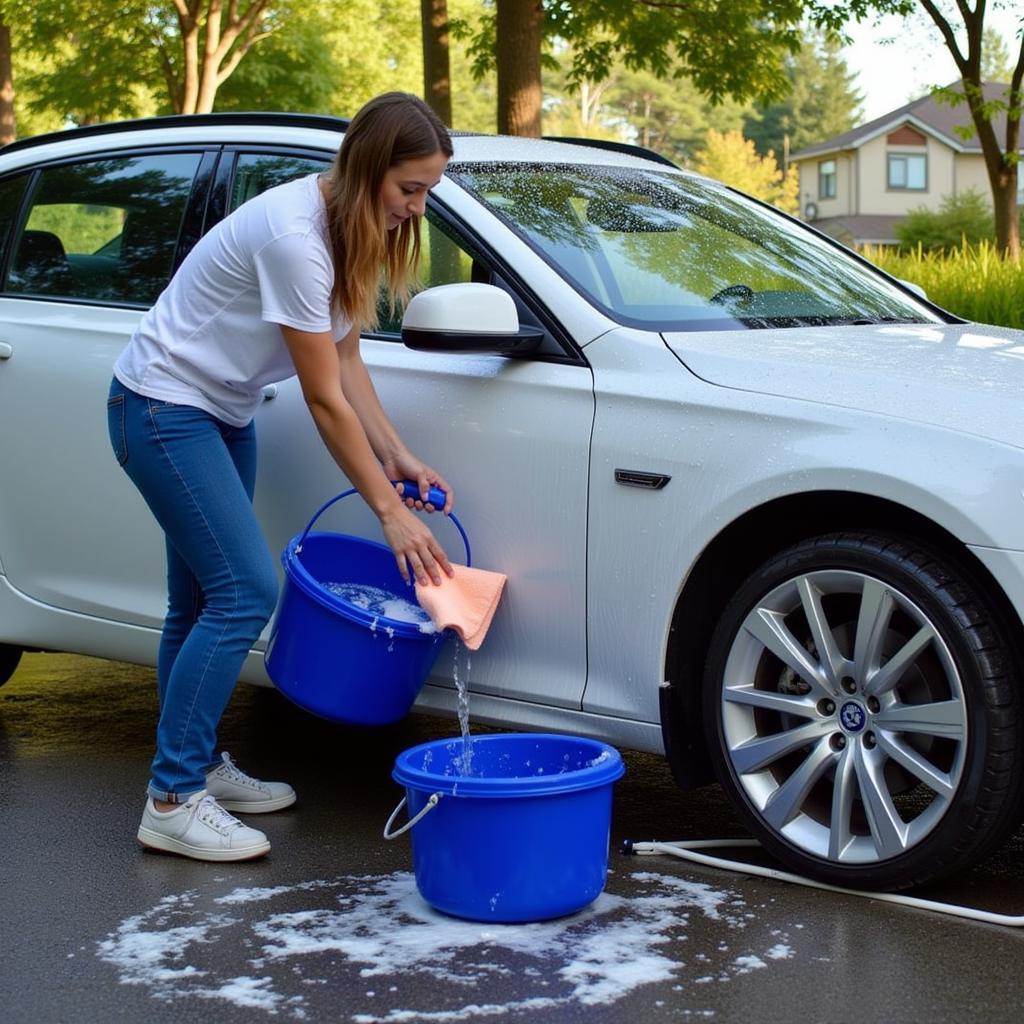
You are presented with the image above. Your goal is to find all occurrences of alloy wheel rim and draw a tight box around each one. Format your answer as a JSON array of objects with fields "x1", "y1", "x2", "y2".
[{"x1": 721, "y1": 569, "x2": 968, "y2": 865}]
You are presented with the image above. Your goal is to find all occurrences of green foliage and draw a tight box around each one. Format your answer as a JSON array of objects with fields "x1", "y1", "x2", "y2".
[
  {"x1": 692, "y1": 129, "x2": 799, "y2": 212},
  {"x1": 548, "y1": 1, "x2": 806, "y2": 106},
  {"x1": 744, "y1": 25, "x2": 863, "y2": 159},
  {"x1": 863, "y1": 240, "x2": 1024, "y2": 329},
  {"x1": 980, "y1": 26, "x2": 1016, "y2": 82},
  {"x1": 894, "y1": 189, "x2": 997, "y2": 252},
  {"x1": 464, "y1": 1, "x2": 806, "y2": 108},
  {"x1": 9, "y1": 0, "x2": 163, "y2": 124},
  {"x1": 603, "y1": 68, "x2": 749, "y2": 165},
  {"x1": 26, "y1": 203, "x2": 122, "y2": 254},
  {"x1": 214, "y1": 8, "x2": 337, "y2": 113}
]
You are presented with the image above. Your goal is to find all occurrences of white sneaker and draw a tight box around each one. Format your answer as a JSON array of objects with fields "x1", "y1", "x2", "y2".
[
  {"x1": 137, "y1": 790, "x2": 271, "y2": 862},
  {"x1": 205, "y1": 751, "x2": 297, "y2": 813}
]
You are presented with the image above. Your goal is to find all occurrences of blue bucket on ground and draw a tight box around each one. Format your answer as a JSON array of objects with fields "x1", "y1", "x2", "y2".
[
  {"x1": 265, "y1": 484, "x2": 471, "y2": 726},
  {"x1": 385, "y1": 733, "x2": 625, "y2": 922}
]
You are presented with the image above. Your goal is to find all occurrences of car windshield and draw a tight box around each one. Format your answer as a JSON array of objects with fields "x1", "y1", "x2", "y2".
[{"x1": 450, "y1": 162, "x2": 943, "y2": 332}]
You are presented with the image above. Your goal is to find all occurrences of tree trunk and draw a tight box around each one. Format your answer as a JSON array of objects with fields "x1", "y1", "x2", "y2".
[
  {"x1": 0, "y1": 18, "x2": 15, "y2": 145},
  {"x1": 169, "y1": 0, "x2": 271, "y2": 115},
  {"x1": 991, "y1": 174, "x2": 1021, "y2": 261},
  {"x1": 421, "y1": 0, "x2": 452, "y2": 126},
  {"x1": 966, "y1": 90, "x2": 1021, "y2": 260},
  {"x1": 496, "y1": 0, "x2": 542, "y2": 137}
]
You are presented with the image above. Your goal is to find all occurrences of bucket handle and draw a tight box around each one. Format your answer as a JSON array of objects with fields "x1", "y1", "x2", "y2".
[
  {"x1": 383, "y1": 792, "x2": 442, "y2": 840},
  {"x1": 296, "y1": 481, "x2": 471, "y2": 566}
]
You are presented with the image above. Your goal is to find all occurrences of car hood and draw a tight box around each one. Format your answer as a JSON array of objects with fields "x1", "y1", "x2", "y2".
[{"x1": 663, "y1": 321, "x2": 1024, "y2": 448}]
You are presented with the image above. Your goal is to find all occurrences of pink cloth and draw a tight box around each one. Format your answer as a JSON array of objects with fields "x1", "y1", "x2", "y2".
[{"x1": 415, "y1": 564, "x2": 507, "y2": 650}]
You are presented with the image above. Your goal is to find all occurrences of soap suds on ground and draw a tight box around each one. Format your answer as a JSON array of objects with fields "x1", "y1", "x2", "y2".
[{"x1": 97, "y1": 871, "x2": 797, "y2": 1021}]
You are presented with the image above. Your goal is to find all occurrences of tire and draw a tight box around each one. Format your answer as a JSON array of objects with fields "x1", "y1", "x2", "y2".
[
  {"x1": 0, "y1": 643, "x2": 22, "y2": 686},
  {"x1": 702, "y1": 532, "x2": 1024, "y2": 891}
]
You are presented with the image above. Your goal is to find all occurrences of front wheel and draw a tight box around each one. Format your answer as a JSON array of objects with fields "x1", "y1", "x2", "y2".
[
  {"x1": 703, "y1": 532, "x2": 1024, "y2": 890},
  {"x1": 0, "y1": 643, "x2": 22, "y2": 686}
]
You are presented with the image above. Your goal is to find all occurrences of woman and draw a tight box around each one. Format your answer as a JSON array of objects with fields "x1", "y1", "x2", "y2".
[{"x1": 107, "y1": 92, "x2": 454, "y2": 862}]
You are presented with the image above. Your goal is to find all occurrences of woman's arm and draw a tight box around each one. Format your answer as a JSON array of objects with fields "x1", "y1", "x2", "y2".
[
  {"x1": 279, "y1": 324, "x2": 452, "y2": 585},
  {"x1": 334, "y1": 324, "x2": 453, "y2": 512}
]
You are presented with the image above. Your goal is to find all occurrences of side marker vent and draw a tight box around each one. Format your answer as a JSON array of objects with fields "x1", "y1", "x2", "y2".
[{"x1": 614, "y1": 469, "x2": 671, "y2": 490}]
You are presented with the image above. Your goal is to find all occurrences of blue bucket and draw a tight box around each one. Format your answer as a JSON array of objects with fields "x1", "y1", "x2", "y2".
[
  {"x1": 385, "y1": 733, "x2": 625, "y2": 922},
  {"x1": 265, "y1": 485, "x2": 471, "y2": 726}
]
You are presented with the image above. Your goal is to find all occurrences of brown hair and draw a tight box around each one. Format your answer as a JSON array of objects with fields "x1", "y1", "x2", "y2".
[{"x1": 323, "y1": 92, "x2": 453, "y2": 330}]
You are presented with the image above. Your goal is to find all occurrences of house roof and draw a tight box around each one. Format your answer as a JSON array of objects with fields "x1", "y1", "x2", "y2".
[
  {"x1": 809, "y1": 214, "x2": 904, "y2": 246},
  {"x1": 791, "y1": 81, "x2": 1019, "y2": 159}
]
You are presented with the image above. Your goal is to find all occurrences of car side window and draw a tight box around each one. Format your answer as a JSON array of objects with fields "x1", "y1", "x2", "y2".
[
  {"x1": 0, "y1": 174, "x2": 30, "y2": 269},
  {"x1": 374, "y1": 214, "x2": 477, "y2": 335},
  {"x1": 228, "y1": 153, "x2": 331, "y2": 212},
  {"x1": 3, "y1": 152, "x2": 203, "y2": 306}
]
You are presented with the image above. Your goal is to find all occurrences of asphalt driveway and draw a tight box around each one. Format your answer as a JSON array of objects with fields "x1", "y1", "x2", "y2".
[{"x1": 2, "y1": 653, "x2": 1023, "y2": 1023}]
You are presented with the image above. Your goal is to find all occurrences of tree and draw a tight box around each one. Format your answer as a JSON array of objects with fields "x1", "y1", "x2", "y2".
[
  {"x1": 213, "y1": 6, "x2": 335, "y2": 114},
  {"x1": 810, "y1": 1, "x2": 1023, "y2": 258},
  {"x1": 422, "y1": 0, "x2": 452, "y2": 126},
  {"x1": 0, "y1": 8, "x2": 13, "y2": 144},
  {"x1": 607, "y1": 67, "x2": 749, "y2": 164},
  {"x1": 744, "y1": 25, "x2": 863, "y2": 165},
  {"x1": 693, "y1": 128, "x2": 800, "y2": 211},
  {"x1": 497, "y1": 0, "x2": 543, "y2": 136},
  {"x1": 9, "y1": 1, "x2": 286, "y2": 124},
  {"x1": 981, "y1": 25, "x2": 1015, "y2": 82},
  {"x1": 156, "y1": 1, "x2": 280, "y2": 114},
  {"x1": 467, "y1": 0, "x2": 807, "y2": 137}
]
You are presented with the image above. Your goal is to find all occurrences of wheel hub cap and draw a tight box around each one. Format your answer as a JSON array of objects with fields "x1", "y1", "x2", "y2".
[{"x1": 839, "y1": 700, "x2": 867, "y2": 734}]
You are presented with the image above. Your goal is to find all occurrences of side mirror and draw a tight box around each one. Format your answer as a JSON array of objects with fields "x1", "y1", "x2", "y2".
[
  {"x1": 401, "y1": 283, "x2": 544, "y2": 355},
  {"x1": 899, "y1": 278, "x2": 928, "y2": 301}
]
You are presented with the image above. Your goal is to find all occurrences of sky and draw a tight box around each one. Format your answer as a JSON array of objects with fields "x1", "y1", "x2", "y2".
[{"x1": 841, "y1": 7, "x2": 1024, "y2": 121}]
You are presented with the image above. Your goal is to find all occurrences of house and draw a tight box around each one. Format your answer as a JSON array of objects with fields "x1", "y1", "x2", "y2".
[{"x1": 790, "y1": 82, "x2": 1024, "y2": 246}]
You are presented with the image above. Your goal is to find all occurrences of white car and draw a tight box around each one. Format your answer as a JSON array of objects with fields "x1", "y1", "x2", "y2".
[{"x1": 2, "y1": 114, "x2": 1023, "y2": 891}]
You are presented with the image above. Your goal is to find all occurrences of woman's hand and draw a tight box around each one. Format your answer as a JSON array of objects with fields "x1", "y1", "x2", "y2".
[
  {"x1": 379, "y1": 503, "x2": 453, "y2": 587},
  {"x1": 382, "y1": 452, "x2": 454, "y2": 514}
]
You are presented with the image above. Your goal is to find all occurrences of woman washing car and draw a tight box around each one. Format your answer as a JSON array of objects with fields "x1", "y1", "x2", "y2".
[{"x1": 107, "y1": 92, "x2": 454, "y2": 862}]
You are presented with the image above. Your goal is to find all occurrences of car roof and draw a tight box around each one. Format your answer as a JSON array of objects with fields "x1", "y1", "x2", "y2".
[{"x1": 0, "y1": 111, "x2": 676, "y2": 173}]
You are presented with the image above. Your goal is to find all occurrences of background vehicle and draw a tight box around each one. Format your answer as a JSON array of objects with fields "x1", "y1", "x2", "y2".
[{"x1": 2, "y1": 114, "x2": 1023, "y2": 891}]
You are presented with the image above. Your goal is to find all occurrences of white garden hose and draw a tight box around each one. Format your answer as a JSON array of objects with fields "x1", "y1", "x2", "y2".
[{"x1": 623, "y1": 839, "x2": 1024, "y2": 927}]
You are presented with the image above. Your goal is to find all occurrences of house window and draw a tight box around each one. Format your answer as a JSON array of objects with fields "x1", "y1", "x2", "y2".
[
  {"x1": 888, "y1": 153, "x2": 927, "y2": 190},
  {"x1": 818, "y1": 159, "x2": 837, "y2": 199}
]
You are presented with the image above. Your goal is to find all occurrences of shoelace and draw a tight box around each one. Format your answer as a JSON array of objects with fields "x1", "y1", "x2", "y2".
[
  {"x1": 193, "y1": 795, "x2": 244, "y2": 833},
  {"x1": 213, "y1": 752, "x2": 262, "y2": 790}
]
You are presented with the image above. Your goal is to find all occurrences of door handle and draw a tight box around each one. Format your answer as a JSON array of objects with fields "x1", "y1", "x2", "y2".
[{"x1": 0, "y1": 342, "x2": 12, "y2": 360}]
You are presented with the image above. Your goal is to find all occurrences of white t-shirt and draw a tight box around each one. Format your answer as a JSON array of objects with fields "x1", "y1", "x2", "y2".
[{"x1": 114, "y1": 173, "x2": 351, "y2": 426}]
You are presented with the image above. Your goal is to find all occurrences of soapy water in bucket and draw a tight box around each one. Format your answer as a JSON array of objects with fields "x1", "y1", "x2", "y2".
[{"x1": 320, "y1": 582, "x2": 438, "y2": 634}]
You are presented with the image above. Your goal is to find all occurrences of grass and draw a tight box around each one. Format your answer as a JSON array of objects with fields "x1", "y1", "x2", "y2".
[{"x1": 861, "y1": 241, "x2": 1024, "y2": 330}]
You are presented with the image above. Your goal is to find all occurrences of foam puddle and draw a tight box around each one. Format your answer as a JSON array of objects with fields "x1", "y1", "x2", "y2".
[{"x1": 97, "y1": 871, "x2": 797, "y2": 1020}]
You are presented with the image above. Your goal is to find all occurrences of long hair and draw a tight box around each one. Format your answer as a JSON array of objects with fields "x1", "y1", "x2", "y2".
[{"x1": 323, "y1": 92, "x2": 453, "y2": 330}]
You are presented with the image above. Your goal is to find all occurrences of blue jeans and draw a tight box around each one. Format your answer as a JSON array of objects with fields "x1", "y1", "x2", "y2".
[{"x1": 107, "y1": 379, "x2": 279, "y2": 802}]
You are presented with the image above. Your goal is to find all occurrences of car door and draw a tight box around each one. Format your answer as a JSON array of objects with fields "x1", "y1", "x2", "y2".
[
  {"x1": 211, "y1": 153, "x2": 595, "y2": 711},
  {"x1": 0, "y1": 148, "x2": 212, "y2": 632}
]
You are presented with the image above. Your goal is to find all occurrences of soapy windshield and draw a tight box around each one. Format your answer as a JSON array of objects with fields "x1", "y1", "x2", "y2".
[{"x1": 450, "y1": 162, "x2": 942, "y2": 332}]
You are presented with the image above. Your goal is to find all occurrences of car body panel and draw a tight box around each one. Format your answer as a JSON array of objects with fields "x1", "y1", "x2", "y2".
[
  {"x1": 664, "y1": 321, "x2": 1024, "y2": 449},
  {"x1": 583, "y1": 326, "x2": 1024, "y2": 725},
  {"x1": 0, "y1": 297, "x2": 164, "y2": 619}
]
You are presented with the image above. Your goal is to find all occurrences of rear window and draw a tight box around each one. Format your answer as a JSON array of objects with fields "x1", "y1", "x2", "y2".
[{"x1": 4, "y1": 152, "x2": 203, "y2": 305}]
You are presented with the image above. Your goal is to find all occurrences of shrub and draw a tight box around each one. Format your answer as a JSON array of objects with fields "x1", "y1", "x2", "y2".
[
  {"x1": 894, "y1": 188, "x2": 995, "y2": 252},
  {"x1": 862, "y1": 241, "x2": 1024, "y2": 330}
]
